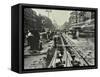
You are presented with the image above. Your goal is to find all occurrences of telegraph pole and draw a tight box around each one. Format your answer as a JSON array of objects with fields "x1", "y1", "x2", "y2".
[
  {"x1": 45, "y1": 9, "x2": 52, "y2": 18},
  {"x1": 45, "y1": 10, "x2": 52, "y2": 40},
  {"x1": 76, "y1": 11, "x2": 78, "y2": 24}
]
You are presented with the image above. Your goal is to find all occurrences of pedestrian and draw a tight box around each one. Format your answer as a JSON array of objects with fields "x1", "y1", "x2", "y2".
[
  {"x1": 71, "y1": 55, "x2": 80, "y2": 67},
  {"x1": 76, "y1": 30, "x2": 79, "y2": 40},
  {"x1": 53, "y1": 34, "x2": 59, "y2": 48},
  {"x1": 57, "y1": 49, "x2": 63, "y2": 63},
  {"x1": 39, "y1": 39, "x2": 43, "y2": 50},
  {"x1": 27, "y1": 30, "x2": 34, "y2": 50},
  {"x1": 31, "y1": 30, "x2": 40, "y2": 50}
]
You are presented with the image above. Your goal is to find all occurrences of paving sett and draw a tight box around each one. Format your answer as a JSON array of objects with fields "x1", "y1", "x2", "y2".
[{"x1": 24, "y1": 55, "x2": 46, "y2": 69}]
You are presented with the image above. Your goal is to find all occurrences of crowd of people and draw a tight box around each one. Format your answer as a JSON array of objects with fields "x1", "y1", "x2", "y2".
[{"x1": 25, "y1": 29, "x2": 56, "y2": 53}]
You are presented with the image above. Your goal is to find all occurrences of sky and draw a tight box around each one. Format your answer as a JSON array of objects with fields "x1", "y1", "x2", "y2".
[{"x1": 32, "y1": 8, "x2": 72, "y2": 27}]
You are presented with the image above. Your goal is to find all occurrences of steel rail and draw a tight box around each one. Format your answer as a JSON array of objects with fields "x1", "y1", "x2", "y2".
[{"x1": 62, "y1": 33, "x2": 89, "y2": 66}]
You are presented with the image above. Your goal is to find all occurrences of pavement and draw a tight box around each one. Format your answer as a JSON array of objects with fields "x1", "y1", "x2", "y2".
[
  {"x1": 24, "y1": 40, "x2": 54, "y2": 69},
  {"x1": 24, "y1": 40, "x2": 54, "y2": 56}
]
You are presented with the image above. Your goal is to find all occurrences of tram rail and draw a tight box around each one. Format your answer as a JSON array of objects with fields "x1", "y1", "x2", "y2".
[
  {"x1": 62, "y1": 33, "x2": 89, "y2": 66},
  {"x1": 48, "y1": 33, "x2": 90, "y2": 68}
]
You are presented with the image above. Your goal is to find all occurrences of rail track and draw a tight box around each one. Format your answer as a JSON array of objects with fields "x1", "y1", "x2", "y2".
[
  {"x1": 62, "y1": 33, "x2": 89, "y2": 66},
  {"x1": 48, "y1": 33, "x2": 90, "y2": 68}
]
